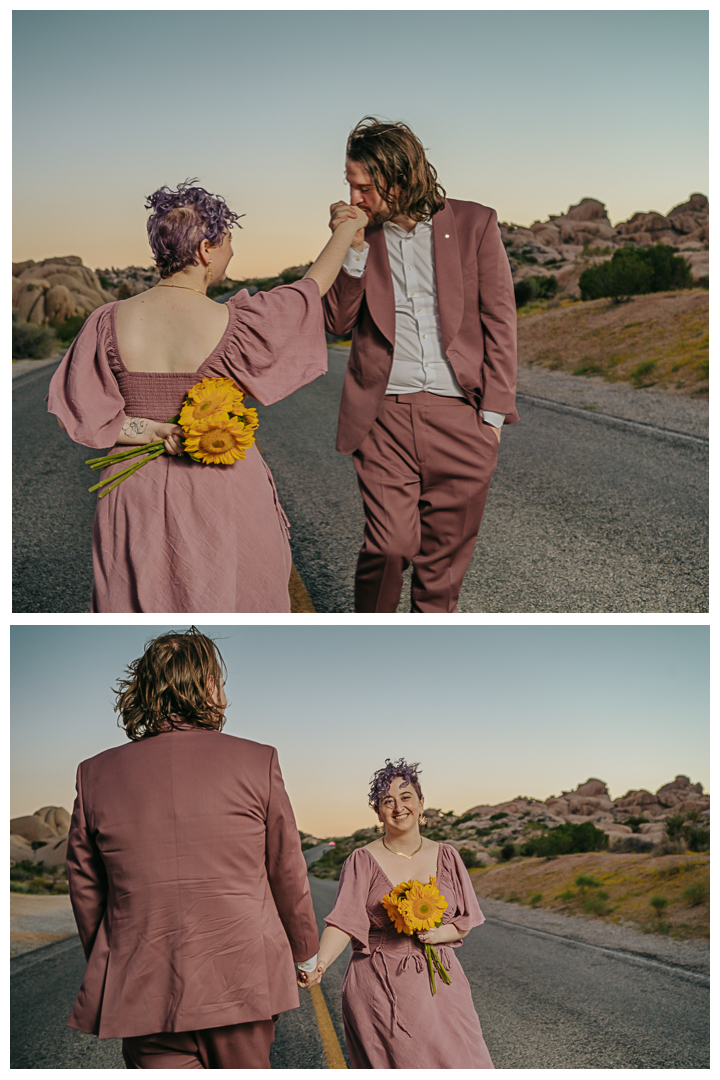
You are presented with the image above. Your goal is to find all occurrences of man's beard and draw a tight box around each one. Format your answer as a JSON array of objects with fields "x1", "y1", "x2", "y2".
[{"x1": 362, "y1": 203, "x2": 394, "y2": 227}]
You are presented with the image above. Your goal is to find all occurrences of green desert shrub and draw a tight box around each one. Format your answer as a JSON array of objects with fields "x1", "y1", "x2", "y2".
[
  {"x1": 684, "y1": 826, "x2": 710, "y2": 853},
  {"x1": 664, "y1": 814, "x2": 687, "y2": 840},
  {"x1": 583, "y1": 890, "x2": 610, "y2": 915},
  {"x1": 579, "y1": 244, "x2": 693, "y2": 302},
  {"x1": 650, "y1": 895, "x2": 669, "y2": 917},
  {"x1": 514, "y1": 274, "x2": 559, "y2": 307},
  {"x1": 630, "y1": 359, "x2": 658, "y2": 387},
  {"x1": 575, "y1": 873, "x2": 601, "y2": 889},
  {"x1": 529, "y1": 893, "x2": 543, "y2": 908},
  {"x1": 459, "y1": 847, "x2": 484, "y2": 869},
  {"x1": 12, "y1": 313, "x2": 58, "y2": 359},
  {"x1": 49, "y1": 314, "x2": 87, "y2": 345},
  {"x1": 663, "y1": 814, "x2": 710, "y2": 852},
  {"x1": 683, "y1": 883, "x2": 707, "y2": 907},
  {"x1": 624, "y1": 816, "x2": 649, "y2": 833},
  {"x1": 521, "y1": 821, "x2": 609, "y2": 858},
  {"x1": 500, "y1": 843, "x2": 516, "y2": 862}
]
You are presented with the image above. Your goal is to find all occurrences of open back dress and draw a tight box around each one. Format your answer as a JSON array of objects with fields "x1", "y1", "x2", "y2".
[{"x1": 47, "y1": 279, "x2": 326, "y2": 613}]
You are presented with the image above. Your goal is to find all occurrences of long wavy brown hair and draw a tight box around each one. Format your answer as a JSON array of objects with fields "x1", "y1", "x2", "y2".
[
  {"x1": 346, "y1": 116, "x2": 446, "y2": 223},
  {"x1": 115, "y1": 627, "x2": 227, "y2": 741}
]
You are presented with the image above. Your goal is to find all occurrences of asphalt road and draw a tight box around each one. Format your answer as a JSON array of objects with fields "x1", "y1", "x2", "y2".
[
  {"x1": 13, "y1": 353, "x2": 708, "y2": 613},
  {"x1": 10, "y1": 874, "x2": 708, "y2": 1068},
  {"x1": 256, "y1": 349, "x2": 708, "y2": 613}
]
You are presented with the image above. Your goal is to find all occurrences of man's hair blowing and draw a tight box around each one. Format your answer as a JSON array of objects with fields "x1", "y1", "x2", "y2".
[
  {"x1": 115, "y1": 627, "x2": 227, "y2": 740},
  {"x1": 346, "y1": 117, "x2": 446, "y2": 222}
]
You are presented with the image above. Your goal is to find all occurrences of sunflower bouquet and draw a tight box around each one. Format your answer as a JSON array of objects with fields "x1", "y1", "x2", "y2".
[
  {"x1": 85, "y1": 377, "x2": 259, "y2": 498},
  {"x1": 381, "y1": 877, "x2": 453, "y2": 996}
]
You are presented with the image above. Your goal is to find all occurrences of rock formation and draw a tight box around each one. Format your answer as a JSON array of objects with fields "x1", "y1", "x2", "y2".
[
  {"x1": 10, "y1": 806, "x2": 70, "y2": 868},
  {"x1": 12, "y1": 257, "x2": 116, "y2": 325},
  {"x1": 95, "y1": 265, "x2": 159, "y2": 298},
  {"x1": 436, "y1": 775, "x2": 708, "y2": 862},
  {"x1": 501, "y1": 193, "x2": 709, "y2": 298}
]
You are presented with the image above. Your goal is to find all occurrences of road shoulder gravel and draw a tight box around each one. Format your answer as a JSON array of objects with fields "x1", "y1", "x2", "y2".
[{"x1": 475, "y1": 895, "x2": 709, "y2": 974}]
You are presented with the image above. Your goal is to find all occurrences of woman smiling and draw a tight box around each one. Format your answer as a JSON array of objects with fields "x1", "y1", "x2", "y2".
[{"x1": 299, "y1": 758, "x2": 494, "y2": 1068}]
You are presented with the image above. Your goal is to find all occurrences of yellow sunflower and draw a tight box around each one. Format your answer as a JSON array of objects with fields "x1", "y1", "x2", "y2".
[
  {"x1": 187, "y1": 376, "x2": 244, "y2": 404},
  {"x1": 183, "y1": 415, "x2": 255, "y2": 465},
  {"x1": 181, "y1": 378, "x2": 245, "y2": 426},
  {"x1": 233, "y1": 405, "x2": 259, "y2": 432},
  {"x1": 398, "y1": 880, "x2": 448, "y2": 932},
  {"x1": 381, "y1": 889, "x2": 414, "y2": 935}
]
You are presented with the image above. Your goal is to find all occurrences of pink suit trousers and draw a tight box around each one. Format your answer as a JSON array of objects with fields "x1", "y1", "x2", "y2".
[
  {"x1": 353, "y1": 391, "x2": 499, "y2": 612},
  {"x1": 121, "y1": 1018, "x2": 276, "y2": 1069}
]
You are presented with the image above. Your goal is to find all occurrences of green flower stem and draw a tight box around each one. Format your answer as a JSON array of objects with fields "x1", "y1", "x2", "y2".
[
  {"x1": 86, "y1": 442, "x2": 164, "y2": 468},
  {"x1": 429, "y1": 946, "x2": 452, "y2": 985},
  {"x1": 421, "y1": 943, "x2": 452, "y2": 996},
  {"x1": 88, "y1": 457, "x2": 152, "y2": 493},
  {"x1": 96, "y1": 449, "x2": 166, "y2": 498},
  {"x1": 425, "y1": 944, "x2": 437, "y2": 995}
]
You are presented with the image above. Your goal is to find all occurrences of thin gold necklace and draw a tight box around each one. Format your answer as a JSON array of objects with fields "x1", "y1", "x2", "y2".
[
  {"x1": 156, "y1": 284, "x2": 208, "y2": 296},
  {"x1": 382, "y1": 835, "x2": 423, "y2": 859}
]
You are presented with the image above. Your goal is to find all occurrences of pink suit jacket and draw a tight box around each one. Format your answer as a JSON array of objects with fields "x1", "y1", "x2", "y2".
[
  {"x1": 323, "y1": 198, "x2": 519, "y2": 455},
  {"x1": 66, "y1": 726, "x2": 319, "y2": 1039}
]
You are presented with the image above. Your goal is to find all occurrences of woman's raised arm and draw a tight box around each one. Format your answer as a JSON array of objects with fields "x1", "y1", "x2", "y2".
[{"x1": 303, "y1": 208, "x2": 368, "y2": 297}]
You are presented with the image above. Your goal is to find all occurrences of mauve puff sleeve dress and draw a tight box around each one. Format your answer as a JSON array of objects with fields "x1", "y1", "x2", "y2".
[
  {"x1": 47, "y1": 279, "x2": 327, "y2": 613},
  {"x1": 324, "y1": 843, "x2": 495, "y2": 1069}
]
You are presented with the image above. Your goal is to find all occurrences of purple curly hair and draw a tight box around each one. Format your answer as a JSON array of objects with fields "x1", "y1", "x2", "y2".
[
  {"x1": 368, "y1": 758, "x2": 423, "y2": 812},
  {"x1": 145, "y1": 179, "x2": 243, "y2": 279}
]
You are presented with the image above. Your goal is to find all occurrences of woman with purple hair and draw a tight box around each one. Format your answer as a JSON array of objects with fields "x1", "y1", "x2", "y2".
[
  {"x1": 47, "y1": 181, "x2": 367, "y2": 612},
  {"x1": 299, "y1": 759, "x2": 495, "y2": 1069}
]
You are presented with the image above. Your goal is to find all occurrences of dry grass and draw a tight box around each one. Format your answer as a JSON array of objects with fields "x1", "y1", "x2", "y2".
[
  {"x1": 517, "y1": 290, "x2": 708, "y2": 396},
  {"x1": 470, "y1": 851, "x2": 709, "y2": 940}
]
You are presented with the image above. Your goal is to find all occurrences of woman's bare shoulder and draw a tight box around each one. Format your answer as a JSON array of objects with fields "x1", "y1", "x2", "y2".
[{"x1": 363, "y1": 838, "x2": 383, "y2": 855}]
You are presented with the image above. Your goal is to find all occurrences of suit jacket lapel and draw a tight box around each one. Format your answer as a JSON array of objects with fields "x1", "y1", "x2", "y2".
[
  {"x1": 365, "y1": 225, "x2": 395, "y2": 347},
  {"x1": 433, "y1": 201, "x2": 464, "y2": 351}
]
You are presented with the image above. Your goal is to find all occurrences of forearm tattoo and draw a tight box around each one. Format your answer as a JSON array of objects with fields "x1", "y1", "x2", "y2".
[{"x1": 121, "y1": 417, "x2": 150, "y2": 439}]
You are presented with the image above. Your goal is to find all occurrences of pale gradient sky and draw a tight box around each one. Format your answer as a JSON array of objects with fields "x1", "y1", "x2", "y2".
[
  {"x1": 13, "y1": 10, "x2": 708, "y2": 277},
  {"x1": 11, "y1": 625, "x2": 708, "y2": 838}
]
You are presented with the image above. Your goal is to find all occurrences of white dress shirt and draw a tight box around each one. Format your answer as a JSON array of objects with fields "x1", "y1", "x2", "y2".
[{"x1": 342, "y1": 219, "x2": 505, "y2": 427}]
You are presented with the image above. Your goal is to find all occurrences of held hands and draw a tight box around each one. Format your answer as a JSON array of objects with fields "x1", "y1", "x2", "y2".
[
  {"x1": 297, "y1": 961, "x2": 326, "y2": 989},
  {"x1": 329, "y1": 201, "x2": 368, "y2": 250}
]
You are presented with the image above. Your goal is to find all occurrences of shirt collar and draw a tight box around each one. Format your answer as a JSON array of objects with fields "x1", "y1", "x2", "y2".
[{"x1": 383, "y1": 218, "x2": 433, "y2": 237}]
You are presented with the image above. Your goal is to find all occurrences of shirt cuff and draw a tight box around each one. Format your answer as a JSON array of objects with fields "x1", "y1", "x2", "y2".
[
  {"x1": 296, "y1": 954, "x2": 318, "y2": 972},
  {"x1": 481, "y1": 411, "x2": 505, "y2": 428},
  {"x1": 342, "y1": 242, "x2": 369, "y2": 277}
]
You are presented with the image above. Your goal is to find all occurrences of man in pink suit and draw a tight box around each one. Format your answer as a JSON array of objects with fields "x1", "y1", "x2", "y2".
[
  {"x1": 66, "y1": 628, "x2": 319, "y2": 1069},
  {"x1": 323, "y1": 117, "x2": 518, "y2": 613}
]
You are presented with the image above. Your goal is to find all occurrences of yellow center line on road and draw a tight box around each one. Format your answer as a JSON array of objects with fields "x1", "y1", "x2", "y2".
[
  {"x1": 289, "y1": 563, "x2": 316, "y2": 612},
  {"x1": 309, "y1": 985, "x2": 347, "y2": 1068}
]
